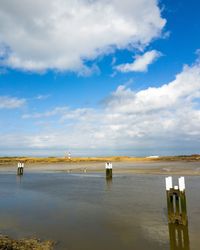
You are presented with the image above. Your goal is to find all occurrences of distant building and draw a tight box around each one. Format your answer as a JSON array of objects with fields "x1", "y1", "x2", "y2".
[{"x1": 146, "y1": 155, "x2": 159, "y2": 159}]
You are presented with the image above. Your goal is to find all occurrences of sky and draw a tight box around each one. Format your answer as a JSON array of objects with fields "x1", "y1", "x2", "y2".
[{"x1": 0, "y1": 0, "x2": 200, "y2": 157}]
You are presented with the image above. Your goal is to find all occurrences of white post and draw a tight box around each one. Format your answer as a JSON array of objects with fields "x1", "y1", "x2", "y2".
[
  {"x1": 178, "y1": 177, "x2": 185, "y2": 192},
  {"x1": 105, "y1": 162, "x2": 112, "y2": 169},
  {"x1": 105, "y1": 162, "x2": 112, "y2": 179},
  {"x1": 165, "y1": 176, "x2": 173, "y2": 191}
]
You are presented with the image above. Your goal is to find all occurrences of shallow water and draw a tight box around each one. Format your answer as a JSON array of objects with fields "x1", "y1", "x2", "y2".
[{"x1": 0, "y1": 170, "x2": 200, "y2": 249}]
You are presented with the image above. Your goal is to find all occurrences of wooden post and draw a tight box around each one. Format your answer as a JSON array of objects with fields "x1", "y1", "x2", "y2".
[
  {"x1": 17, "y1": 162, "x2": 24, "y2": 176},
  {"x1": 105, "y1": 162, "x2": 112, "y2": 180},
  {"x1": 17, "y1": 162, "x2": 20, "y2": 175},
  {"x1": 165, "y1": 176, "x2": 188, "y2": 225},
  {"x1": 21, "y1": 163, "x2": 24, "y2": 175},
  {"x1": 166, "y1": 176, "x2": 190, "y2": 249},
  {"x1": 180, "y1": 191, "x2": 187, "y2": 225},
  {"x1": 166, "y1": 177, "x2": 173, "y2": 219}
]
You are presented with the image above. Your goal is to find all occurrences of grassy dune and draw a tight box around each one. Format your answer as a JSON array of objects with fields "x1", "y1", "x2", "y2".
[{"x1": 0, "y1": 155, "x2": 200, "y2": 165}]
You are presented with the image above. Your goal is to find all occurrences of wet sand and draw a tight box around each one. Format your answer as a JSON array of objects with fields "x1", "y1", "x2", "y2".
[{"x1": 1, "y1": 161, "x2": 200, "y2": 175}]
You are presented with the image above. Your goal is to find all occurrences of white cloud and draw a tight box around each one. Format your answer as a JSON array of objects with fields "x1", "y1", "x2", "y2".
[
  {"x1": 109, "y1": 63, "x2": 200, "y2": 112},
  {"x1": 0, "y1": 0, "x2": 166, "y2": 73},
  {"x1": 115, "y1": 50, "x2": 162, "y2": 73},
  {"x1": 7, "y1": 59, "x2": 199, "y2": 155},
  {"x1": 2, "y1": 58, "x2": 200, "y2": 155},
  {"x1": 0, "y1": 96, "x2": 26, "y2": 109}
]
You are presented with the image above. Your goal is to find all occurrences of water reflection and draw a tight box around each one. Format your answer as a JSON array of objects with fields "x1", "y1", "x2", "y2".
[
  {"x1": 16, "y1": 174, "x2": 22, "y2": 184},
  {"x1": 168, "y1": 223, "x2": 190, "y2": 250},
  {"x1": 106, "y1": 178, "x2": 112, "y2": 190}
]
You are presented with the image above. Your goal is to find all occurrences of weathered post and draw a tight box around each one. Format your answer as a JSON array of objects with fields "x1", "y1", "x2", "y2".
[
  {"x1": 165, "y1": 176, "x2": 188, "y2": 225},
  {"x1": 17, "y1": 162, "x2": 24, "y2": 176},
  {"x1": 21, "y1": 162, "x2": 24, "y2": 175},
  {"x1": 105, "y1": 162, "x2": 112, "y2": 180},
  {"x1": 166, "y1": 176, "x2": 173, "y2": 219},
  {"x1": 165, "y1": 176, "x2": 190, "y2": 250},
  {"x1": 179, "y1": 177, "x2": 187, "y2": 225},
  {"x1": 17, "y1": 162, "x2": 20, "y2": 175}
]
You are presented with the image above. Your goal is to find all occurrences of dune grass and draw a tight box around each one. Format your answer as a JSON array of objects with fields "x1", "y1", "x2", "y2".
[{"x1": 0, "y1": 154, "x2": 200, "y2": 165}]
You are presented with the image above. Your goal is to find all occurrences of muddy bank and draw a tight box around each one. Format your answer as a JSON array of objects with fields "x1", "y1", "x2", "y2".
[{"x1": 0, "y1": 235, "x2": 54, "y2": 250}]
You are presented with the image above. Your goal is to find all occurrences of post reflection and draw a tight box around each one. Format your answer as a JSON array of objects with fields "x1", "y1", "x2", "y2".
[
  {"x1": 106, "y1": 178, "x2": 112, "y2": 190},
  {"x1": 165, "y1": 176, "x2": 190, "y2": 250},
  {"x1": 168, "y1": 223, "x2": 190, "y2": 250},
  {"x1": 16, "y1": 174, "x2": 22, "y2": 184}
]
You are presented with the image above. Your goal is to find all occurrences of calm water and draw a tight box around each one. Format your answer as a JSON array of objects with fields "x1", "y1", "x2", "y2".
[{"x1": 0, "y1": 169, "x2": 200, "y2": 249}]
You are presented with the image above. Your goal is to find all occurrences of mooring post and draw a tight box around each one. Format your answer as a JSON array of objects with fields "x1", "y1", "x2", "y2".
[
  {"x1": 165, "y1": 176, "x2": 190, "y2": 249},
  {"x1": 166, "y1": 176, "x2": 173, "y2": 218},
  {"x1": 21, "y1": 162, "x2": 24, "y2": 175},
  {"x1": 105, "y1": 162, "x2": 112, "y2": 179},
  {"x1": 17, "y1": 162, "x2": 24, "y2": 176},
  {"x1": 165, "y1": 176, "x2": 187, "y2": 225},
  {"x1": 179, "y1": 177, "x2": 187, "y2": 225},
  {"x1": 175, "y1": 188, "x2": 180, "y2": 220},
  {"x1": 17, "y1": 162, "x2": 20, "y2": 175}
]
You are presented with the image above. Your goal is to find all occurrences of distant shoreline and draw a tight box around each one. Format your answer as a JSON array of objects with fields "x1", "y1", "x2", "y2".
[
  {"x1": 0, "y1": 155, "x2": 200, "y2": 165},
  {"x1": 1, "y1": 155, "x2": 200, "y2": 176}
]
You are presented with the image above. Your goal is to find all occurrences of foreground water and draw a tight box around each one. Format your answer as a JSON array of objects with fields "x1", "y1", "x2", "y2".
[{"x1": 0, "y1": 169, "x2": 200, "y2": 249}]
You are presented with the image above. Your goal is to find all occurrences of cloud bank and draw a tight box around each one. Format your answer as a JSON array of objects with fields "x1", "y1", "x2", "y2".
[
  {"x1": 0, "y1": 0, "x2": 165, "y2": 73},
  {"x1": 1, "y1": 59, "x2": 200, "y2": 155}
]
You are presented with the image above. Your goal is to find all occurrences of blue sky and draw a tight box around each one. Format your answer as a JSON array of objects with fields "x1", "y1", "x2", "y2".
[{"x1": 0, "y1": 0, "x2": 200, "y2": 156}]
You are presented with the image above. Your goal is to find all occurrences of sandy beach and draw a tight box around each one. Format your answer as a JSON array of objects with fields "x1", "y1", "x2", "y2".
[{"x1": 1, "y1": 159, "x2": 200, "y2": 175}]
